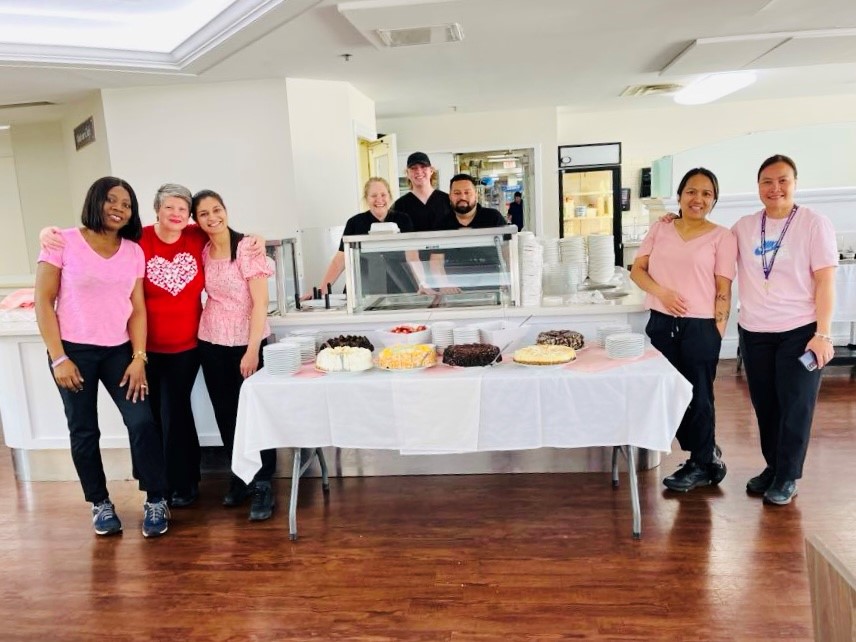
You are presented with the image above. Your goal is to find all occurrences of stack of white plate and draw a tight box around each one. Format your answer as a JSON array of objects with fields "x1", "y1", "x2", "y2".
[
  {"x1": 559, "y1": 236, "x2": 587, "y2": 280},
  {"x1": 263, "y1": 342, "x2": 302, "y2": 376},
  {"x1": 587, "y1": 234, "x2": 615, "y2": 284},
  {"x1": 432, "y1": 322, "x2": 456, "y2": 350},
  {"x1": 540, "y1": 237, "x2": 561, "y2": 264},
  {"x1": 452, "y1": 326, "x2": 480, "y2": 344},
  {"x1": 596, "y1": 323, "x2": 633, "y2": 346},
  {"x1": 542, "y1": 261, "x2": 567, "y2": 296},
  {"x1": 605, "y1": 333, "x2": 646, "y2": 359},
  {"x1": 282, "y1": 335, "x2": 316, "y2": 363},
  {"x1": 518, "y1": 232, "x2": 543, "y2": 307}
]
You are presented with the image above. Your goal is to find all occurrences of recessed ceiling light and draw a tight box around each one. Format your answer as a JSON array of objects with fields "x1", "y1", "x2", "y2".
[
  {"x1": 376, "y1": 23, "x2": 463, "y2": 48},
  {"x1": 673, "y1": 71, "x2": 757, "y2": 105}
]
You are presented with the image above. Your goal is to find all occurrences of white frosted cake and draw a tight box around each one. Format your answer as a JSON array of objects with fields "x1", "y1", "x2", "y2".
[{"x1": 315, "y1": 346, "x2": 373, "y2": 372}]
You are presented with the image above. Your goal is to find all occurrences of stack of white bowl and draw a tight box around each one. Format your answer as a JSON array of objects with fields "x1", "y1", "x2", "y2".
[
  {"x1": 432, "y1": 322, "x2": 456, "y2": 351},
  {"x1": 587, "y1": 234, "x2": 616, "y2": 284},
  {"x1": 518, "y1": 232, "x2": 543, "y2": 307},
  {"x1": 263, "y1": 342, "x2": 302, "y2": 376},
  {"x1": 596, "y1": 323, "x2": 633, "y2": 346},
  {"x1": 452, "y1": 326, "x2": 480, "y2": 345},
  {"x1": 605, "y1": 333, "x2": 646, "y2": 359},
  {"x1": 283, "y1": 335, "x2": 316, "y2": 363}
]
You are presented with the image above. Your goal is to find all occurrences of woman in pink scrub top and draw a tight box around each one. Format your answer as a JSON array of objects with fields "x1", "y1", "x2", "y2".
[
  {"x1": 734, "y1": 154, "x2": 837, "y2": 506},
  {"x1": 631, "y1": 168, "x2": 737, "y2": 493}
]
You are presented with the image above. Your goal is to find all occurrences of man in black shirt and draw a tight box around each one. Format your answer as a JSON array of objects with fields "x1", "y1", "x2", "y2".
[
  {"x1": 392, "y1": 152, "x2": 450, "y2": 232},
  {"x1": 434, "y1": 173, "x2": 507, "y2": 230}
]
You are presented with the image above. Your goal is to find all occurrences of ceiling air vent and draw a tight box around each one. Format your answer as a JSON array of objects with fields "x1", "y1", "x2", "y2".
[
  {"x1": 376, "y1": 23, "x2": 464, "y2": 48},
  {"x1": 0, "y1": 101, "x2": 56, "y2": 110},
  {"x1": 620, "y1": 84, "x2": 682, "y2": 97}
]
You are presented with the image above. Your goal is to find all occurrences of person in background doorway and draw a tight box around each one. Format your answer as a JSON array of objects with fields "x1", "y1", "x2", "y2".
[
  {"x1": 34, "y1": 176, "x2": 170, "y2": 538},
  {"x1": 191, "y1": 189, "x2": 277, "y2": 522},
  {"x1": 734, "y1": 154, "x2": 837, "y2": 506},
  {"x1": 507, "y1": 191, "x2": 524, "y2": 231},
  {"x1": 392, "y1": 152, "x2": 450, "y2": 232},
  {"x1": 631, "y1": 167, "x2": 737, "y2": 493}
]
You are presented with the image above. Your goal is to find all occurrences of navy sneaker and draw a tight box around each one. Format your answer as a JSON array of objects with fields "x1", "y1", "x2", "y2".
[
  {"x1": 142, "y1": 499, "x2": 170, "y2": 538},
  {"x1": 763, "y1": 479, "x2": 798, "y2": 506},
  {"x1": 249, "y1": 481, "x2": 275, "y2": 521},
  {"x1": 92, "y1": 500, "x2": 122, "y2": 536}
]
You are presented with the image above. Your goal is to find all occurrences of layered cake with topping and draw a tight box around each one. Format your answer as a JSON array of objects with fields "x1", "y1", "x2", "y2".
[
  {"x1": 315, "y1": 346, "x2": 373, "y2": 372},
  {"x1": 377, "y1": 344, "x2": 437, "y2": 369},
  {"x1": 536, "y1": 329, "x2": 585, "y2": 350},
  {"x1": 513, "y1": 344, "x2": 576, "y2": 365},
  {"x1": 320, "y1": 334, "x2": 374, "y2": 351},
  {"x1": 442, "y1": 343, "x2": 502, "y2": 367}
]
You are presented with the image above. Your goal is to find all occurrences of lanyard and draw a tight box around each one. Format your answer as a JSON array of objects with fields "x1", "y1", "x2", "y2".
[{"x1": 760, "y1": 204, "x2": 798, "y2": 282}]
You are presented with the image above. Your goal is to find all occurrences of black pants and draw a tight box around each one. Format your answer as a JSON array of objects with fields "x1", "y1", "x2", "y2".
[
  {"x1": 646, "y1": 311, "x2": 722, "y2": 464},
  {"x1": 198, "y1": 338, "x2": 276, "y2": 482},
  {"x1": 53, "y1": 341, "x2": 167, "y2": 504},
  {"x1": 147, "y1": 348, "x2": 201, "y2": 495},
  {"x1": 738, "y1": 322, "x2": 822, "y2": 480}
]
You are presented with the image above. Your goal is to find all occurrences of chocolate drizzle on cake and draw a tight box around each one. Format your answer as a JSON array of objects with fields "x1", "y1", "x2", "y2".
[
  {"x1": 442, "y1": 343, "x2": 502, "y2": 367},
  {"x1": 536, "y1": 330, "x2": 585, "y2": 350},
  {"x1": 320, "y1": 334, "x2": 374, "y2": 352}
]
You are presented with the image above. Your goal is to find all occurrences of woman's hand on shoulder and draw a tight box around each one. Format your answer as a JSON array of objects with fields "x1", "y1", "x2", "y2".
[
  {"x1": 39, "y1": 226, "x2": 65, "y2": 251},
  {"x1": 245, "y1": 234, "x2": 266, "y2": 257},
  {"x1": 658, "y1": 212, "x2": 679, "y2": 224}
]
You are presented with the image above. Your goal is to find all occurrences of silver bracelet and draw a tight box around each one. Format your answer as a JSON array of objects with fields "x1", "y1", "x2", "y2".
[{"x1": 814, "y1": 332, "x2": 833, "y2": 344}]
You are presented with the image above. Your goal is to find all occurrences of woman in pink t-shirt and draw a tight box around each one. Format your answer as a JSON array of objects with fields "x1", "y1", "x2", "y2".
[
  {"x1": 631, "y1": 168, "x2": 737, "y2": 493},
  {"x1": 191, "y1": 189, "x2": 276, "y2": 522},
  {"x1": 734, "y1": 154, "x2": 837, "y2": 506},
  {"x1": 33, "y1": 176, "x2": 170, "y2": 539}
]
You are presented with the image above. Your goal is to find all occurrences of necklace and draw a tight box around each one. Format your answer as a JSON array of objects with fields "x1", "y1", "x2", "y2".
[{"x1": 760, "y1": 204, "x2": 798, "y2": 290}]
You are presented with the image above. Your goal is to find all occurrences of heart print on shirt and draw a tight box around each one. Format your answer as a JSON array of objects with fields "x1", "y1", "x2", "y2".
[{"x1": 146, "y1": 253, "x2": 199, "y2": 296}]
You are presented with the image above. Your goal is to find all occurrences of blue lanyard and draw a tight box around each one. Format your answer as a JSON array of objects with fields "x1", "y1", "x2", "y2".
[{"x1": 760, "y1": 204, "x2": 798, "y2": 281}]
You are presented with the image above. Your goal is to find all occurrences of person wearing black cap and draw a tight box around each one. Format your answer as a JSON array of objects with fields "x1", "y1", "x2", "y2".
[{"x1": 392, "y1": 152, "x2": 451, "y2": 232}]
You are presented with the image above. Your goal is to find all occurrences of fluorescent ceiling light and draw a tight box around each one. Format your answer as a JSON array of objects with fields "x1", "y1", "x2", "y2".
[{"x1": 673, "y1": 71, "x2": 757, "y2": 105}]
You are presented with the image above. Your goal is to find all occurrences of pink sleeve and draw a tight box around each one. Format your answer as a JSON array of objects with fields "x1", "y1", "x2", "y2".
[
  {"x1": 238, "y1": 239, "x2": 273, "y2": 280},
  {"x1": 132, "y1": 243, "x2": 145, "y2": 278},
  {"x1": 810, "y1": 215, "x2": 839, "y2": 271},
  {"x1": 714, "y1": 228, "x2": 738, "y2": 280},
  {"x1": 637, "y1": 222, "x2": 661, "y2": 257},
  {"x1": 37, "y1": 244, "x2": 63, "y2": 269}
]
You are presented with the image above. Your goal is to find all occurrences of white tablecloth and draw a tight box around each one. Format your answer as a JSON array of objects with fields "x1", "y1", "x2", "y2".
[
  {"x1": 232, "y1": 351, "x2": 693, "y2": 483},
  {"x1": 834, "y1": 263, "x2": 856, "y2": 322}
]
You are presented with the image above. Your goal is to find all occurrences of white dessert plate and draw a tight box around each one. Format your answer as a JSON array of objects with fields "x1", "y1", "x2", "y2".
[{"x1": 314, "y1": 366, "x2": 372, "y2": 375}]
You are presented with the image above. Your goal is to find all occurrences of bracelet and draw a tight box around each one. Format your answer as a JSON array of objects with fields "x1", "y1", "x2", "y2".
[
  {"x1": 132, "y1": 350, "x2": 148, "y2": 364},
  {"x1": 50, "y1": 355, "x2": 69, "y2": 369},
  {"x1": 814, "y1": 332, "x2": 833, "y2": 344}
]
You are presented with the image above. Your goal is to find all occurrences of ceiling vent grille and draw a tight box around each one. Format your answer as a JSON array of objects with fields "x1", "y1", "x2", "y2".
[
  {"x1": 0, "y1": 101, "x2": 56, "y2": 110},
  {"x1": 376, "y1": 23, "x2": 464, "y2": 48},
  {"x1": 620, "y1": 84, "x2": 683, "y2": 97}
]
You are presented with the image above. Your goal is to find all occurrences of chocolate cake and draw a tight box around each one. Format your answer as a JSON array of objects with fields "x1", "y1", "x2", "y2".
[
  {"x1": 536, "y1": 330, "x2": 585, "y2": 350},
  {"x1": 319, "y1": 334, "x2": 374, "y2": 352},
  {"x1": 442, "y1": 343, "x2": 502, "y2": 367}
]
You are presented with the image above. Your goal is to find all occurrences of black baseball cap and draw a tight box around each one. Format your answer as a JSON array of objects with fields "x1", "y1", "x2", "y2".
[{"x1": 406, "y1": 152, "x2": 431, "y2": 167}]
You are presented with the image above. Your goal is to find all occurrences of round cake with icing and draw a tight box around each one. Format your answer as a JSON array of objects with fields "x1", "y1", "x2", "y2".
[
  {"x1": 536, "y1": 329, "x2": 585, "y2": 350},
  {"x1": 320, "y1": 334, "x2": 374, "y2": 351},
  {"x1": 513, "y1": 344, "x2": 576, "y2": 365},
  {"x1": 315, "y1": 346, "x2": 373, "y2": 372},
  {"x1": 377, "y1": 344, "x2": 437, "y2": 369},
  {"x1": 442, "y1": 343, "x2": 501, "y2": 367}
]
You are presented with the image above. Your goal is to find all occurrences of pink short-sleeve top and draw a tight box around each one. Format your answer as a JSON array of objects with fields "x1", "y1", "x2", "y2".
[
  {"x1": 637, "y1": 220, "x2": 737, "y2": 318},
  {"x1": 197, "y1": 237, "x2": 273, "y2": 347}
]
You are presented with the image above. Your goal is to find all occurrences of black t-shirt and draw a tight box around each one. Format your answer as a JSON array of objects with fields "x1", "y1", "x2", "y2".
[
  {"x1": 393, "y1": 190, "x2": 450, "y2": 232},
  {"x1": 433, "y1": 205, "x2": 507, "y2": 230},
  {"x1": 338, "y1": 210, "x2": 415, "y2": 294},
  {"x1": 431, "y1": 205, "x2": 508, "y2": 280},
  {"x1": 337, "y1": 210, "x2": 414, "y2": 251}
]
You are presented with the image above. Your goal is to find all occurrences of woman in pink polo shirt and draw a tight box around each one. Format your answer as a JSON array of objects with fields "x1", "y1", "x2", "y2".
[
  {"x1": 34, "y1": 176, "x2": 170, "y2": 538},
  {"x1": 191, "y1": 189, "x2": 276, "y2": 522},
  {"x1": 631, "y1": 168, "x2": 737, "y2": 492},
  {"x1": 734, "y1": 154, "x2": 837, "y2": 506}
]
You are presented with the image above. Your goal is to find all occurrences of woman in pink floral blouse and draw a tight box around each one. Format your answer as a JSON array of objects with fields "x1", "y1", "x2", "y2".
[{"x1": 192, "y1": 189, "x2": 276, "y2": 522}]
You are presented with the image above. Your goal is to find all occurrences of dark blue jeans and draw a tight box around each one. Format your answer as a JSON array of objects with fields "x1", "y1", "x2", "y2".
[
  {"x1": 738, "y1": 322, "x2": 822, "y2": 480},
  {"x1": 52, "y1": 341, "x2": 168, "y2": 504},
  {"x1": 646, "y1": 311, "x2": 722, "y2": 464},
  {"x1": 198, "y1": 338, "x2": 276, "y2": 482},
  {"x1": 147, "y1": 347, "x2": 201, "y2": 495}
]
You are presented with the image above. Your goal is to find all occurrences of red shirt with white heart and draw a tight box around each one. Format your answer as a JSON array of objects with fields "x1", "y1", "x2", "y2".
[{"x1": 139, "y1": 224, "x2": 207, "y2": 353}]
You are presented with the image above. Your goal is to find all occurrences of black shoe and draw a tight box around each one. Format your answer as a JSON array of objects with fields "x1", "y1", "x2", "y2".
[
  {"x1": 663, "y1": 460, "x2": 716, "y2": 492},
  {"x1": 249, "y1": 481, "x2": 275, "y2": 521},
  {"x1": 763, "y1": 478, "x2": 798, "y2": 505},
  {"x1": 223, "y1": 477, "x2": 253, "y2": 507},
  {"x1": 170, "y1": 485, "x2": 199, "y2": 508},
  {"x1": 746, "y1": 467, "x2": 776, "y2": 495}
]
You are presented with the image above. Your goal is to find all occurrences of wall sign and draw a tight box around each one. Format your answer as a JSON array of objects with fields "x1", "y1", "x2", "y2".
[{"x1": 73, "y1": 117, "x2": 95, "y2": 151}]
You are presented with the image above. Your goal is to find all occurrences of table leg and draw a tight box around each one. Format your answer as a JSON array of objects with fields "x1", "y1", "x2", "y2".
[
  {"x1": 316, "y1": 448, "x2": 330, "y2": 492},
  {"x1": 611, "y1": 446, "x2": 619, "y2": 488},
  {"x1": 289, "y1": 447, "x2": 301, "y2": 541},
  {"x1": 625, "y1": 446, "x2": 642, "y2": 539}
]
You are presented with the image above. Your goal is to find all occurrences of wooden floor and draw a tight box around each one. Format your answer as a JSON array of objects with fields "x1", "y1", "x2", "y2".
[{"x1": 3, "y1": 361, "x2": 856, "y2": 641}]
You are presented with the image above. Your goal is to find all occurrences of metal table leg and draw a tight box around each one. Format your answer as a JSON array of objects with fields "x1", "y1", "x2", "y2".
[
  {"x1": 611, "y1": 445, "x2": 642, "y2": 539},
  {"x1": 288, "y1": 447, "x2": 301, "y2": 540},
  {"x1": 611, "y1": 446, "x2": 620, "y2": 488},
  {"x1": 316, "y1": 448, "x2": 330, "y2": 492}
]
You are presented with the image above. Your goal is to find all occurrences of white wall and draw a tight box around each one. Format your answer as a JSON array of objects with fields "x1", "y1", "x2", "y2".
[
  {"x1": 61, "y1": 91, "x2": 112, "y2": 216},
  {"x1": 0, "y1": 129, "x2": 29, "y2": 277},
  {"x1": 9, "y1": 122, "x2": 73, "y2": 272},
  {"x1": 379, "y1": 107, "x2": 558, "y2": 237},
  {"x1": 101, "y1": 79, "x2": 299, "y2": 237}
]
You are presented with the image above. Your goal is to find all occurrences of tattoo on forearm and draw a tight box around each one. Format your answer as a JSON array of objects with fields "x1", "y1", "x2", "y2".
[{"x1": 715, "y1": 294, "x2": 728, "y2": 302}]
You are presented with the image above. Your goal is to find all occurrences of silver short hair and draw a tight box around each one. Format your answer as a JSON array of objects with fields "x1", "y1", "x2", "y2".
[{"x1": 153, "y1": 183, "x2": 192, "y2": 212}]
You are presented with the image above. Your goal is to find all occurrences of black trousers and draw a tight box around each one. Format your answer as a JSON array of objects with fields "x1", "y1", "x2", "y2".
[
  {"x1": 147, "y1": 348, "x2": 201, "y2": 494},
  {"x1": 738, "y1": 322, "x2": 822, "y2": 480},
  {"x1": 646, "y1": 311, "x2": 722, "y2": 464},
  {"x1": 198, "y1": 338, "x2": 276, "y2": 482},
  {"x1": 53, "y1": 341, "x2": 167, "y2": 503}
]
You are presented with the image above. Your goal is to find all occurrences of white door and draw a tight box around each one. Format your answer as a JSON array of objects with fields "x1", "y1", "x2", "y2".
[{"x1": 367, "y1": 134, "x2": 399, "y2": 199}]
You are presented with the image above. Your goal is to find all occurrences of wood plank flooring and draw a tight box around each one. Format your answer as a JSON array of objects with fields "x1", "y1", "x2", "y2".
[{"x1": 2, "y1": 361, "x2": 855, "y2": 641}]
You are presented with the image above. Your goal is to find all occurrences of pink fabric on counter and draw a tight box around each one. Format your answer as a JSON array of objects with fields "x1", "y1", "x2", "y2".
[
  {"x1": 568, "y1": 346, "x2": 660, "y2": 373},
  {"x1": 0, "y1": 288, "x2": 35, "y2": 310}
]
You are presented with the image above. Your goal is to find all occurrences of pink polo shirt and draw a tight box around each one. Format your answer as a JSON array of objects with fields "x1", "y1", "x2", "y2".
[
  {"x1": 637, "y1": 221, "x2": 737, "y2": 318},
  {"x1": 732, "y1": 206, "x2": 838, "y2": 332},
  {"x1": 38, "y1": 227, "x2": 145, "y2": 346}
]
